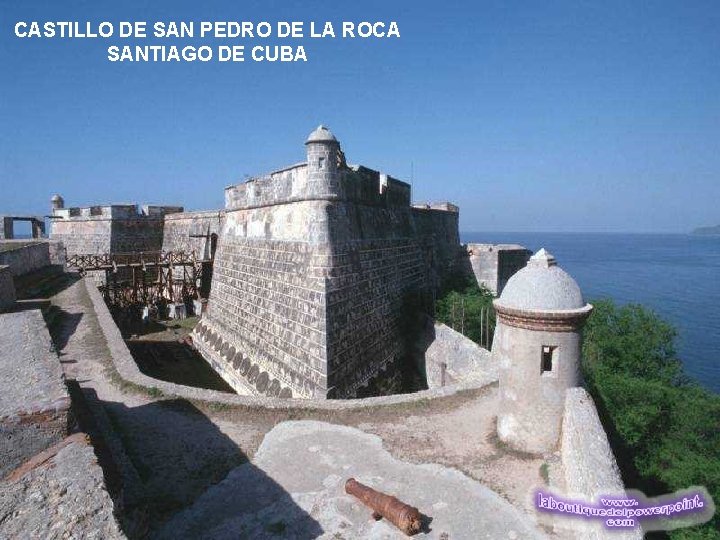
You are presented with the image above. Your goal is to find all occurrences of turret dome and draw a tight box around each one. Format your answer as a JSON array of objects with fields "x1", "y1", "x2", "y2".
[
  {"x1": 50, "y1": 194, "x2": 65, "y2": 210},
  {"x1": 305, "y1": 125, "x2": 338, "y2": 145},
  {"x1": 494, "y1": 248, "x2": 585, "y2": 311}
]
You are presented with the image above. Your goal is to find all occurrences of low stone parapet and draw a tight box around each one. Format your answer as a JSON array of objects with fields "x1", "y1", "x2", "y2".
[
  {"x1": 0, "y1": 239, "x2": 64, "y2": 276},
  {"x1": 0, "y1": 310, "x2": 72, "y2": 478},
  {"x1": 560, "y1": 387, "x2": 643, "y2": 539},
  {"x1": 84, "y1": 276, "x2": 496, "y2": 410},
  {"x1": 1, "y1": 433, "x2": 125, "y2": 539},
  {"x1": 420, "y1": 319, "x2": 497, "y2": 389}
]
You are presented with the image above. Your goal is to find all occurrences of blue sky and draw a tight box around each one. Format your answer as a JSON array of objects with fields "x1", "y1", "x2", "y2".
[{"x1": 1, "y1": 0, "x2": 719, "y2": 233}]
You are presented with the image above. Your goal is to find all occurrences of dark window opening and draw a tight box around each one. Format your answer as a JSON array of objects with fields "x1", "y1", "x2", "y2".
[
  {"x1": 210, "y1": 233, "x2": 218, "y2": 259},
  {"x1": 541, "y1": 346, "x2": 555, "y2": 374}
]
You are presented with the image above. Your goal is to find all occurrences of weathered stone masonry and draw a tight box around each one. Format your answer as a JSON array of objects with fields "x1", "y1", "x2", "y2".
[
  {"x1": 47, "y1": 127, "x2": 463, "y2": 400},
  {"x1": 194, "y1": 126, "x2": 463, "y2": 399},
  {"x1": 162, "y1": 210, "x2": 224, "y2": 259},
  {"x1": 51, "y1": 204, "x2": 184, "y2": 257}
]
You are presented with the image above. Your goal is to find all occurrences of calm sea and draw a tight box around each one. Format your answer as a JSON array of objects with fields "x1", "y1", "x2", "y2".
[{"x1": 461, "y1": 232, "x2": 720, "y2": 393}]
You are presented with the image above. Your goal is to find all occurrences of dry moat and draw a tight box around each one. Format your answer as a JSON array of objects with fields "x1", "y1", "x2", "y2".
[
  {"x1": 118, "y1": 315, "x2": 236, "y2": 394},
  {"x1": 0, "y1": 124, "x2": 643, "y2": 539}
]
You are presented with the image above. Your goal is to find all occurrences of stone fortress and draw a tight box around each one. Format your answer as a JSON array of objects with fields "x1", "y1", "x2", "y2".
[
  {"x1": 47, "y1": 126, "x2": 471, "y2": 400},
  {"x1": 195, "y1": 126, "x2": 463, "y2": 399},
  {"x1": 0, "y1": 126, "x2": 641, "y2": 539}
]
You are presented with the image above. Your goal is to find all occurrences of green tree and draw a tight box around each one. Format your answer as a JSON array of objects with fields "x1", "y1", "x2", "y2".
[
  {"x1": 434, "y1": 275, "x2": 495, "y2": 347},
  {"x1": 583, "y1": 299, "x2": 686, "y2": 385},
  {"x1": 582, "y1": 299, "x2": 720, "y2": 539}
]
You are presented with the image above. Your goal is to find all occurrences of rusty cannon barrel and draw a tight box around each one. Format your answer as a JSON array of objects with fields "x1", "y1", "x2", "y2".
[{"x1": 345, "y1": 478, "x2": 423, "y2": 536}]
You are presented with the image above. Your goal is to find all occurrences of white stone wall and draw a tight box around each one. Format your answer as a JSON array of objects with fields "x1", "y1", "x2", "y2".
[
  {"x1": 560, "y1": 388, "x2": 642, "y2": 539},
  {"x1": 422, "y1": 321, "x2": 496, "y2": 388},
  {"x1": 467, "y1": 243, "x2": 531, "y2": 295},
  {"x1": 0, "y1": 241, "x2": 55, "y2": 276},
  {"x1": 494, "y1": 321, "x2": 581, "y2": 453}
]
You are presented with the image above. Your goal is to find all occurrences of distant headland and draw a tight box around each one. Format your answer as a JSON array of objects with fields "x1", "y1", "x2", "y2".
[{"x1": 692, "y1": 224, "x2": 720, "y2": 236}]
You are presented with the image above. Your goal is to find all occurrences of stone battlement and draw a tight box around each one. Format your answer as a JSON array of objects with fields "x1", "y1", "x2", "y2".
[
  {"x1": 224, "y1": 163, "x2": 412, "y2": 211},
  {"x1": 46, "y1": 126, "x2": 466, "y2": 400},
  {"x1": 51, "y1": 203, "x2": 185, "y2": 257},
  {"x1": 200, "y1": 126, "x2": 464, "y2": 399},
  {"x1": 52, "y1": 203, "x2": 183, "y2": 220}
]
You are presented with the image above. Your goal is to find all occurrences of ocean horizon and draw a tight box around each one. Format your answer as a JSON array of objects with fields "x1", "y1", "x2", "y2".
[
  {"x1": 461, "y1": 231, "x2": 720, "y2": 393},
  {"x1": 10, "y1": 231, "x2": 719, "y2": 393}
]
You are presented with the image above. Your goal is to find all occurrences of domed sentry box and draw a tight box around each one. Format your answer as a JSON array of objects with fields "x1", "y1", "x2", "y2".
[{"x1": 491, "y1": 249, "x2": 593, "y2": 455}]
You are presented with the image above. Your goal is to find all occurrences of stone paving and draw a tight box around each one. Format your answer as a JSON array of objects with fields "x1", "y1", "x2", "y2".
[
  {"x1": 0, "y1": 309, "x2": 71, "y2": 478},
  {"x1": 0, "y1": 433, "x2": 124, "y2": 540},
  {"x1": 157, "y1": 420, "x2": 546, "y2": 540},
  {"x1": 5, "y1": 274, "x2": 562, "y2": 538}
]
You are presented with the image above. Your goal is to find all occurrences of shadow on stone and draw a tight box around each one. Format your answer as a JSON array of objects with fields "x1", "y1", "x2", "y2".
[
  {"x1": 95, "y1": 396, "x2": 322, "y2": 537},
  {"x1": 43, "y1": 304, "x2": 84, "y2": 353},
  {"x1": 13, "y1": 266, "x2": 80, "y2": 300},
  {"x1": 125, "y1": 340, "x2": 235, "y2": 393},
  {"x1": 420, "y1": 513, "x2": 434, "y2": 534}
]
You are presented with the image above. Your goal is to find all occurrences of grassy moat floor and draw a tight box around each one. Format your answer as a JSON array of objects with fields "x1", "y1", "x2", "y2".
[{"x1": 12, "y1": 269, "x2": 563, "y2": 538}]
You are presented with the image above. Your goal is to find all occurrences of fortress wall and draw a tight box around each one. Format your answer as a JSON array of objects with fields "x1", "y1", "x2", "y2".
[
  {"x1": 467, "y1": 244, "x2": 531, "y2": 295},
  {"x1": 47, "y1": 239, "x2": 66, "y2": 266},
  {"x1": 322, "y1": 203, "x2": 460, "y2": 397},
  {"x1": 51, "y1": 217, "x2": 113, "y2": 256},
  {"x1": 0, "y1": 310, "x2": 72, "y2": 479},
  {"x1": 51, "y1": 204, "x2": 183, "y2": 257},
  {"x1": 341, "y1": 167, "x2": 411, "y2": 207},
  {"x1": 195, "y1": 202, "x2": 332, "y2": 398},
  {"x1": 225, "y1": 164, "x2": 308, "y2": 209},
  {"x1": 419, "y1": 320, "x2": 496, "y2": 389},
  {"x1": 325, "y1": 235, "x2": 429, "y2": 396},
  {"x1": 110, "y1": 217, "x2": 164, "y2": 253},
  {"x1": 52, "y1": 216, "x2": 164, "y2": 256},
  {"x1": 0, "y1": 240, "x2": 56, "y2": 276},
  {"x1": 200, "y1": 195, "x2": 463, "y2": 399},
  {"x1": 162, "y1": 210, "x2": 224, "y2": 258},
  {"x1": 225, "y1": 165, "x2": 411, "y2": 211},
  {"x1": 411, "y1": 207, "x2": 463, "y2": 286}
]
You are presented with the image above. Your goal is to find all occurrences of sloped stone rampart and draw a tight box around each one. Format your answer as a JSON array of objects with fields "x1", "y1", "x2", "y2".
[
  {"x1": 85, "y1": 276, "x2": 493, "y2": 410},
  {"x1": 0, "y1": 310, "x2": 72, "y2": 478}
]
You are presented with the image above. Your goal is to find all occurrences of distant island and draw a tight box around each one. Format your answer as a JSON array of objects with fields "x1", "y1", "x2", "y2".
[{"x1": 692, "y1": 224, "x2": 720, "y2": 236}]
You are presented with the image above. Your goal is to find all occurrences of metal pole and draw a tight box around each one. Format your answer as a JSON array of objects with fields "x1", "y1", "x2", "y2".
[
  {"x1": 480, "y1": 307, "x2": 484, "y2": 347},
  {"x1": 451, "y1": 299, "x2": 456, "y2": 330},
  {"x1": 486, "y1": 307, "x2": 490, "y2": 349}
]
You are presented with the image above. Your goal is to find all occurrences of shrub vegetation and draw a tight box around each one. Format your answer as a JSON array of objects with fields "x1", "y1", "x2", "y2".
[
  {"x1": 434, "y1": 284, "x2": 719, "y2": 538},
  {"x1": 434, "y1": 274, "x2": 496, "y2": 347},
  {"x1": 583, "y1": 299, "x2": 720, "y2": 539}
]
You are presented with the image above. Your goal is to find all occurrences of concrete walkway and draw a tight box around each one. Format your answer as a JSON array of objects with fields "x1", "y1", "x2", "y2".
[
  {"x1": 157, "y1": 420, "x2": 546, "y2": 539},
  {"x1": 38, "y1": 276, "x2": 555, "y2": 538}
]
